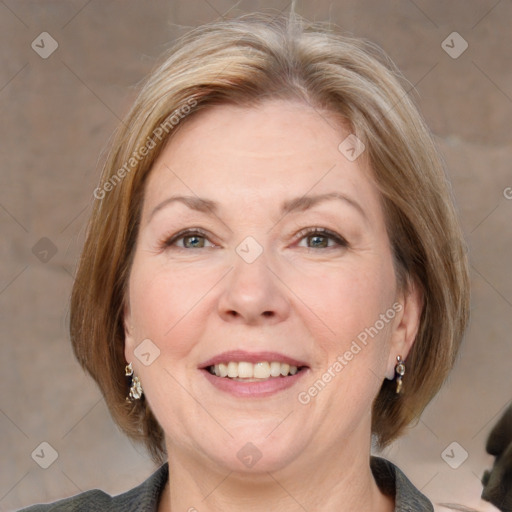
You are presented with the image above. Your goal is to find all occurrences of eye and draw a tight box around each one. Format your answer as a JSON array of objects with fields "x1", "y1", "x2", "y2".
[
  {"x1": 161, "y1": 229, "x2": 215, "y2": 249},
  {"x1": 296, "y1": 228, "x2": 348, "y2": 249}
]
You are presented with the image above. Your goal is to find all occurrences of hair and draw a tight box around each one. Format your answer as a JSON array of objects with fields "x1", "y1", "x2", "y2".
[{"x1": 70, "y1": 12, "x2": 470, "y2": 463}]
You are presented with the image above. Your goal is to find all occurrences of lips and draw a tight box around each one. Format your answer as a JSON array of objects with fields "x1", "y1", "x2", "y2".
[{"x1": 199, "y1": 350, "x2": 309, "y2": 396}]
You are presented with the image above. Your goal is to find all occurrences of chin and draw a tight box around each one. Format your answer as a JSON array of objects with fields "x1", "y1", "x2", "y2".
[{"x1": 199, "y1": 430, "x2": 305, "y2": 474}]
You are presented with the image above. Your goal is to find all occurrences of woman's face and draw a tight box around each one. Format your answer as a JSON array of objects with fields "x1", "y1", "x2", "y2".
[{"x1": 125, "y1": 100, "x2": 420, "y2": 473}]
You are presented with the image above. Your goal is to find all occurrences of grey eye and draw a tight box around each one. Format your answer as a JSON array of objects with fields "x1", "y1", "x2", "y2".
[
  {"x1": 307, "y1": 234, "x2": 330, "y2": 248},
  {"x1": 182, "y1": 235, "x2": 206, "y2": 248}
]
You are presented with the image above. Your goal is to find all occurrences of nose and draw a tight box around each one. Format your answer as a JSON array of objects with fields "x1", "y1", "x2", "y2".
[{"x1": 217, "y1": 248, "x2": 290, "y2": 326}]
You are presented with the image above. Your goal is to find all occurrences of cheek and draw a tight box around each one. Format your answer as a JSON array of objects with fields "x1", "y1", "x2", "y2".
[
  {"x1": 286, "y1": 254, "x2": 397, "y2": 345},
  {"x1": 296, "y1": 264, "x2": 397, "y2": 419},
  {"x1": 284, "y1": 258, "x2": 397, "y2": 409},
  {"x1": 127, "y1": 259, "x2": 222, "y2": 361}
]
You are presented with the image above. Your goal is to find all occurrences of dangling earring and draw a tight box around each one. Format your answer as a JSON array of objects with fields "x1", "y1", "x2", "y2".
[
  {"x1": 395, "y1": 355, "x2": 405, "y2": 394},
  {"x1": 125, "y1": 362, "x2": 143, "y2": 401}
]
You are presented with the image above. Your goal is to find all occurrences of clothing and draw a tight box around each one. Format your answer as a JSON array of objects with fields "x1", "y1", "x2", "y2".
[
  {"x1": 371, "y1": 457, "x2": 434, "y2": 511},
  {"x1": 19, "y1": 456, "x2": 433, "y2": 511}
]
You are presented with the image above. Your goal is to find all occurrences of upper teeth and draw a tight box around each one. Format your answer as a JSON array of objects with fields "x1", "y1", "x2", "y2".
[{"x1": 209, "y1": 361, "x2": 299, "y2": 379}]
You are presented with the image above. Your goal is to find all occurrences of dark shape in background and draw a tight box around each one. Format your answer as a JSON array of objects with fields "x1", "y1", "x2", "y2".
[{"x1": 482, "y1": 404, "x2": 512, "y2": 512}]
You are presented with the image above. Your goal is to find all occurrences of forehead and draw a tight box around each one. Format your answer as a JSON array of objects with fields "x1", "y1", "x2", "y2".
[{"x1": 142, "y1": 100, "x2": 380, "y2": 220}]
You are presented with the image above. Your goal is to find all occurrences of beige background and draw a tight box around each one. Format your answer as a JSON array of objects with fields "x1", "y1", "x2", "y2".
[{"x1": 1, "y1": 1, "x2": 511, "y2": 510}]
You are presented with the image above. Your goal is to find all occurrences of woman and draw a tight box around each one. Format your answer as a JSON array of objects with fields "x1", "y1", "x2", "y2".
[{"x1": 22, "y1": 12, "x2": 469, "y2": 512}]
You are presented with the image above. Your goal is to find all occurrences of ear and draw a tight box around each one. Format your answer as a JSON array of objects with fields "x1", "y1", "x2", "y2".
[{"x1": 385, "y1": 278, "x2": 423, "y2": 379}]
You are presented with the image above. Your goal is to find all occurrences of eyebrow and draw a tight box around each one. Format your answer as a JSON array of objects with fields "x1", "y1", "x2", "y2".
[
  {"x1": 281, "y1": 192, "x2": 367, "y2": 220},
  {"x1": 148, "y1": 192, "x2": 367, "y2": 223}
]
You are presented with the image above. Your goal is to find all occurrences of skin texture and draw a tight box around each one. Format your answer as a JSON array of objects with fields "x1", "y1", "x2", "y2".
[{"x1": 124, "y1": 100, "x2": 422, "y2": 511}]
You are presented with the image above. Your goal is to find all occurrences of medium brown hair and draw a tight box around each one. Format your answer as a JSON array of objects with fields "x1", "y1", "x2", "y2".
[{"x1": 70, "y1": 13, "x2": 470, "y2": 463}]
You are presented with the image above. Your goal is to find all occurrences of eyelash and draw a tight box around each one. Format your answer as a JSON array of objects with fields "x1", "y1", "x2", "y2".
[
  {"x1": 160, "y1": 227, "x2": 348, "y2": 250},
  {"x1": 295, "y1": 227, "x2": 348, "y2": 249},
  {"x1": 160, "y1": 228, "x2": 212, "y2": 249}
]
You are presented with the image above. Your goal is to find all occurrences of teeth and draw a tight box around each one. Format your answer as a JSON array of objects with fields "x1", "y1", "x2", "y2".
[
  {"x1": 218, "y1": 363, "x2": 228, "y2": 377},
  {"x1": 210, "y1": 361, "x2": 301, "y2": 379},
  {"x1": 270, "y1": 361, "x2": 281, "y2": 377},
  {"x1": 254, "y1": 362, "x2": 270, "y2": 379},
  {"x1": 238, "y1": 362, "x2": 253, "y2": 378},
  {"x1": 227, "y1": 362, "x2": 238, "y2": 378}
]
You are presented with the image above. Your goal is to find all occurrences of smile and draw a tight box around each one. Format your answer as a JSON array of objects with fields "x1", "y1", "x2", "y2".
[
  {"x1": 208, "y1": 361, "x2": 303, "y2": 380},
  {"x1": 199, "y1": 351, "x2": 310, "y2": 397}
]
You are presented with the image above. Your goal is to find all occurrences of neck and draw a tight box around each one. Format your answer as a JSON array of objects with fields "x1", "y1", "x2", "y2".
[{"x1": 159, "y1": 434, "x2": 394, "y2": 512}]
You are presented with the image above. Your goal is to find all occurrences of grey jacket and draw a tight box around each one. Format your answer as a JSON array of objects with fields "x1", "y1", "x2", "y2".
[{"x1": 20, "y1": 456, "x2": 433, "y2": 511}]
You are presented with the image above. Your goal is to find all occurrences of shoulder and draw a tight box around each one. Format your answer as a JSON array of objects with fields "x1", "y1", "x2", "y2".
[
  {"x1": 370, "y1": 456, "x2": 434, "y2": 512},
  {"x1": 18, "y1": 489, "x2": 113, "y2": 511},
  {"x1": 18, "y1": 463, "x2": 169, "y2": 512}
]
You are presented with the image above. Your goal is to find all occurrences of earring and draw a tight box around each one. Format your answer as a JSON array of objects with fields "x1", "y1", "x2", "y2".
[
  {"x1": 395, "y1": 355, "x2": 405, "y2": 394},
  {"x1": 125, "y1": 362, "x2": 143, "y2": 401}
]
